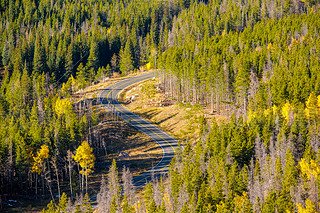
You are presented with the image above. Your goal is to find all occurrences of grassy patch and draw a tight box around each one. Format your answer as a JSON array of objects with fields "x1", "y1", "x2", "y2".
[{"x1": 119, "y1": 77, "x2": 229, "y2": 146}]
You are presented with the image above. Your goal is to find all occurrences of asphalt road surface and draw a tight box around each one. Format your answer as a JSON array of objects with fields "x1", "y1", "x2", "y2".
[{"x1": 99, "y1": 72, "x2": 178, "y2": 189}]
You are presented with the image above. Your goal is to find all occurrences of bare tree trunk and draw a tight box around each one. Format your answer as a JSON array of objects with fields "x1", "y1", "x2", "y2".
[
  {"x1": 8, "y1": 141, "x2": 13, "y2": 194},
  {"x1": 35, "y1": 173, "x2": 38, "y2": 199},
  {"x1": 82, "y1": 173, "x2": 84, "y2": 195},
  {"x1": 216, "y1": 90, "x2": 220, "y2": 113},
  {"x1": 211, "y1": 90, "x2": 214, "y2": 113},
  {"x1": 44, "y1": 170, "x2": 55, "y2": 204},
  {"x1": 193, "y1": 79, "x2": 196, "y2": 104},
  {"x1": 86, "y1": 167, "x2": 88, "y2": 194},
  {"x1": 122, "y1": 166, "x2": 134, "y2": 205},
  {"x1": 42, "y1": 175, "x2": 44, "y2": 196},
  {"x1": 67, "y1": 150, "x2": 73, "y2": 199},
  {"x1": 52, "y1": 157, "x2": 61, "y2": 199}
]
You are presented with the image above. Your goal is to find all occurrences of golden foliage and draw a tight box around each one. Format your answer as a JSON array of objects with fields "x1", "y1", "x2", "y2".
[
  {"x1": 73, "y1": 141, "x2": 95, "y2": 176},
  {"x1": 299, "y1": 158, "x2": 320, "y2": 180},
  {"x1": 31, "y1": 145, "x2": 50, "y2": 174},
  {"x1": 296, "y1": 199, "x2": 317, "y2": 213},
  {"x1": 247, "y1": 106, "x2": 277, "y2": 124},
  {"x1": 54, "y1": 97, "x2": 73, "y2": 117},
  {"x1": 145, "y1": 62, "x2": 152, "y2": 70},
  {"x1": 233, "y1": 192, "x2": 251, "y2": 212},
  {"x1": 247, "y1": 109, "x2": 258, "y2": 124},
  {"x1": 281, "y1": 101, "x2": 293, "y2": 123},
  {"x1": 215, "y1": 201, "x2": 228, "y2": 213}
]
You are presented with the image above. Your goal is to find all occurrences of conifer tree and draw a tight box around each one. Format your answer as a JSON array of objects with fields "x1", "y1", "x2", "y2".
[
  {"x1": 2, "y1": 42, "x2": 10, "y2": 66},
  {"x1": 107, "y1": 159, "x2": 121, "y2": 209},
  {"x1": 119, "y1": 42, "x2": 133, "y2": 75},
  {"x1": 87, "y1": 41, "x2": 99, "y2": 72},
  {"x1": 76, "y1": 63, "x2": 87, "y2": 90},
  {"x1": 33, "y1": 36, "x2": 46, "y2": 76},
  {"x1": 65, "y1": 43, "x2": 74, "y2": 78}
]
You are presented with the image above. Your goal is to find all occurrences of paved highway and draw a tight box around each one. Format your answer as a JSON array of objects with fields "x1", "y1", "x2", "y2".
[{"x1": 98, "y1": 72, "x2": 178, "y2": 188}]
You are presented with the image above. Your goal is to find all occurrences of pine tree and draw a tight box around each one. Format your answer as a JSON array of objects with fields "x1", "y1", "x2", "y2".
[
  {"x1": 87, "y1": 41, "x2": 99, "y2": 72},
  {"x1": 65, "y1": 43, "x2": 74, "y2": 78},
  {"x1": 234, "y1": 65, "x2": 250, "y2": 114},
  {"x1": 2, "y1": 42, "x2": 10, "y2": 66},
  {"x1": 33, "y1": 36, "x2": 46, "y2": 76},
  {"x1": 21, "y1": 64, "x2": 31, "y2": 104},
  {"x1": 119, "y1": 42, "x2": 133, "y2": 75},
  {"x1": 107, "y1": 159, "x2": 121, "y2": 208},
  {"x1": 283, "y1": 149, "x2": 297, "y2": 191},
  {"x1": 76, "y1": 63, "x2": 87, "y2": 90}
]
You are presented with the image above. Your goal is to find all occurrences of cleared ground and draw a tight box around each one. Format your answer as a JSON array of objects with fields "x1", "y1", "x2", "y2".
[{"x1": 118, "y1": 76, "x2": 228, "y2": 145}]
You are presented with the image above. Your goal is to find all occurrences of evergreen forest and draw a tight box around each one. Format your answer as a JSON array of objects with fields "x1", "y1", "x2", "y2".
[{"x1": 1, "y1": 0, "x2": 320, "y2": 212}]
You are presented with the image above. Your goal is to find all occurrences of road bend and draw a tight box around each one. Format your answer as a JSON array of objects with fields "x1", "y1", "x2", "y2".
[{"x1": 99, "y1": 72, "x2": 178, "y2": 189}]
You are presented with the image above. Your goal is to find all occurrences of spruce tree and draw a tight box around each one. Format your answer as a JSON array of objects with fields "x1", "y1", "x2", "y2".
[
  {"x1": 65, "y1": 43, "x2": 74, "y2": 78},
  {"x1": 119, "y1": 42, "x2": 133, "y2": 75},
  {"x1": 33, "y1": 36, "x2": 46, "y2": 76},
  {"x1": 87, "y1": 41, "x2": 99, "y2": 72}
]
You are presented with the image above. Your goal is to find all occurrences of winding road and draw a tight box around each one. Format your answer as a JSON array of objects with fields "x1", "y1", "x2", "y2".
[{"x1": 98, "y1": 72, "x2": 178, "y2": 188}]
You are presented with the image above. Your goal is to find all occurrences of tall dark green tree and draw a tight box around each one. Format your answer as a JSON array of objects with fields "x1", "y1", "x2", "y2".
[
  {"x1": 65, "y1": 43, "x2": 74, "y2": 78},
  {"x1": 87, "y1": 41, "x2": 99, "y2": 72},
  {"x1": 33, "y1": 36, "x2": 47, "y2": 76},
  {"x1": 119, "y1": 41, "x2": 133, "y2": 75}
]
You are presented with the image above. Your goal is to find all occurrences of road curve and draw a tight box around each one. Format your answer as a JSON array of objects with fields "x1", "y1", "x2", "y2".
[{"x1": 98, "y1": 72, "x2": 178, "y2": 188}]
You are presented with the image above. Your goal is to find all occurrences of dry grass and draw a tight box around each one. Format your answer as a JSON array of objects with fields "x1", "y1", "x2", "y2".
[
  {"x1": 118, "y1": 77, "x2": 229, "y2": 144},
  {"x1": 70, "y1": 70, "x2": 163, "y2": 193}
]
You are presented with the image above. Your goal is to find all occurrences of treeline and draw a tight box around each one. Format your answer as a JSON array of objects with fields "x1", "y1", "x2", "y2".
[
  {"x1": 0, "y1": 0, "x2": 199, "y2": 81},
  {"x1": 0, "y1": 0, "x2": 196, "y2": 201},
  {"x1": 159, "y1": 11, "x2": 320, "y2": 115}
]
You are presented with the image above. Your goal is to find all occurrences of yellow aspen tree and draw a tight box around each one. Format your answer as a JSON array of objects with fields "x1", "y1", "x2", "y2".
[
  {"x1": 299, "y1": 158, "x2": 320, "y2": 180},
  {"x1": 317, "y1": 95, "x2": 320, "y2": 111},
  {"x1": 54, "y1": 97, "x2": 73, "y2": 117},
  {"x1": 31, "y1": 144, "x2": 50, "y2": 174},
  {"x1": 73, "y1": 141, "x2": 95, "y2": 194},
  {"x1": 281, "y1": 101, "x2": 294, "y2": 124},
  {"x1": 299, "y1": 158, "x2": 320, "y2": 211},
  {"x1": 31, "y1": 145, "x2": 54, "y2": 202},
  {"x1": 297, "y1": 199, "x2": 317, "y2": 213}
]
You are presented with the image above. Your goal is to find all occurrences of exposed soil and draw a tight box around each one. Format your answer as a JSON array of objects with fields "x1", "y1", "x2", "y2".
[
  {"x1": 118, "y1": 77, "x2": 229, "y2": 145},
  {"x1": 72, "y1": 70, "x2": 163, "y2": 191}
]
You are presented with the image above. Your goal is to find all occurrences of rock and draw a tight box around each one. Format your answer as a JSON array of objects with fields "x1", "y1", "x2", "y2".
[{"x1": 119, "y1": 152, "x2": 130, "y2": 158}]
